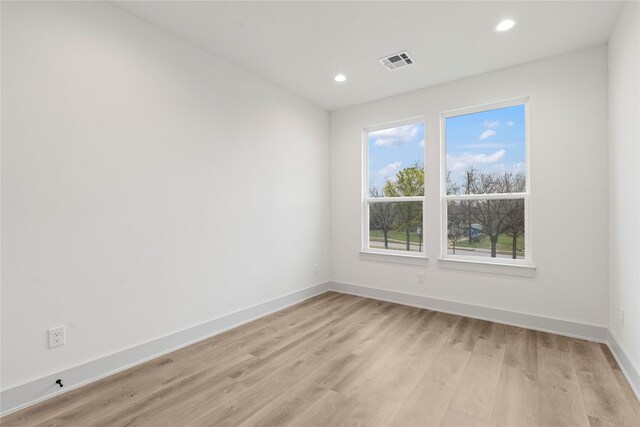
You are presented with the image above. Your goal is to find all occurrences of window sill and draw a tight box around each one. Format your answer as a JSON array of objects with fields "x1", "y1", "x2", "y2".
[
  {"x1": 437, "y1": 257, "x2": 536, "y2": 277},
  {"x1": 359, "y1": 251, "x2": 429, "y2": 266}
]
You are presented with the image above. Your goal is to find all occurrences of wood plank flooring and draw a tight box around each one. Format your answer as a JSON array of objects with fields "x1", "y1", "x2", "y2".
[{"x1": 2, "y1": 292, "x2": 638, "y2": 426}]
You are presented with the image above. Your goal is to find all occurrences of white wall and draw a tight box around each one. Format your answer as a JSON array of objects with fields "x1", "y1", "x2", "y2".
[
  {"x1": 330, "y1": 46, "x2": 609, "y2": 327},
  {"x1": 609, "y1": 1, "x2": 640, "y2": 374},
  {"x1": 1, "y1": 1, "x2": 329, "y2": 390}
]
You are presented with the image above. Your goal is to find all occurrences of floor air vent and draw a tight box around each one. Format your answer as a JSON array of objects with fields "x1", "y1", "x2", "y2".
[{"x1": 379, "y1": 51, "x2": 414, "y2": 71}]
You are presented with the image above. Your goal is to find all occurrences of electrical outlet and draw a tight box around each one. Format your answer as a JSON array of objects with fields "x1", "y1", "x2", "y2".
[
  {"x1": 313, "y1": 264, "x2": 319, "y2": 275},
  {"x1": 417, "y1": 272, "x2": 425, "y2": 284},
  {"x1": 49, "y1": 326, "x2": 65, "y2": 348},
  {"x1": 619, "y1": 308, "x2": 625, "y2": 326}
]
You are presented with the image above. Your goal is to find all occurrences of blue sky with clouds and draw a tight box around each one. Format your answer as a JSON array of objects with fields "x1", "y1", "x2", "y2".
[
  {"x1": 368, "y1": 123, "x2": 425, "y2": 193},
  {"x1": 446, "y1": 104, "x2": 526, "y2": 191},
  {"x1": 367, "y1": 105, "x2": 525, "y2": 195}
]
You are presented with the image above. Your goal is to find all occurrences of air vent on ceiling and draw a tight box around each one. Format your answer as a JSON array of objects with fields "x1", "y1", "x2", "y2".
[{"x1": 379, "y1": 51, "x2": 414, "y2": 71}]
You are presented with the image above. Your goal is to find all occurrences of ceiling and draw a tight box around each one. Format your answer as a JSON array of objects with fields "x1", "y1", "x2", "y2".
[{"x1": 115, "y1": 1, "x2": 624, "y2": 111}]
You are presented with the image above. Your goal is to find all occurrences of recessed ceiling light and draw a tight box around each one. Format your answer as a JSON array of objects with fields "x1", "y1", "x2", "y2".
[
  {"x1": 334, "y1": 74, "x2": 346, "y2": 82},
  {"x1": 495, "y1": 18, "x2": 516, "y2": 32}
]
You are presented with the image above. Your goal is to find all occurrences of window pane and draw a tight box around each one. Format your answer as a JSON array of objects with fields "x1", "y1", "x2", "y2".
[
  {"x1": 447, "y1": 199, "x2": 525, "y2": 259},
  {"x1": 369, "y1": 201, "x2": 423, "y2": 252},
  {"x1": 445, "y1": 105, "x2": 525, "y2": 195},
  {"x1": 368, "y1": 123, "x2": 424, "y2": 197}
]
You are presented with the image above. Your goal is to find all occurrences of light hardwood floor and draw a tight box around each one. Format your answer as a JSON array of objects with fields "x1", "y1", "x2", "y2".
[{"x1": 2, "y1": 292, "x2": 639, "y2": 426}]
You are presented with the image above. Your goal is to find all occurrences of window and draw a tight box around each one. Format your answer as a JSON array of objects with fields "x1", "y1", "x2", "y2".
[
  {"x1": 441, "y1": 99, "x2": 530, "y2": 264},
  {"x1": 363, "y1": 119, "x2": 425, "y2": 255}
]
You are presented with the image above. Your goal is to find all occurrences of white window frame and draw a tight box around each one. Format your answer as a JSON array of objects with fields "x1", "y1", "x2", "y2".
[
  {"x1": 362, "y1": 117, "x2": 427, "y2": 259},
  {"x1": 440, "y1": 97, "x2": 532, "y2": 267}
]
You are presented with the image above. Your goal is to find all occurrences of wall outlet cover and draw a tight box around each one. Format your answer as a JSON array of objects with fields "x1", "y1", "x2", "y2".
[{"x1": 48, "y1": 326, "x2": 65, "y2": 348}]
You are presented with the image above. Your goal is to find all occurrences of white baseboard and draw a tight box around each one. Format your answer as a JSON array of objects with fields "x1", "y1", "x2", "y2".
[
  {"x1": 4, "y1": 279, "x2": 637, "y2": 415},
  {"x1": 329, "y1": 280, "x2": 639, "y2": 402},
  {"x1": 606, "y1": 330, "x2": 640, "y2": 400},
  {"x1": 329, "y1": 281, "x2": 608, "y2": 341},
  {"x1": 0, "y1": 282, "x2": 331, "y2": 416}
]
